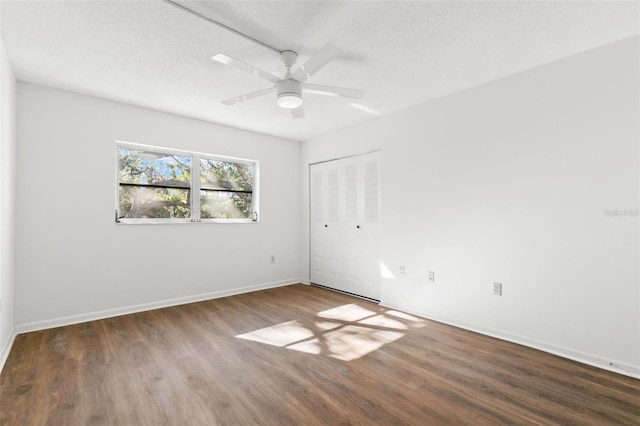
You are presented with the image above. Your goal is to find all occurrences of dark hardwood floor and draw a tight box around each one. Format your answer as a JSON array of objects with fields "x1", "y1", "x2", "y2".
[{"x1": 1, "y1": 284, "x2": 639, "y2": 425}]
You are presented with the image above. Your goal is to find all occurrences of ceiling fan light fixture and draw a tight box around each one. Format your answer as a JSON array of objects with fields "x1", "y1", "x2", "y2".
[
  {"x1": 277, "y1": 93, "x2": 303, "y2": 109},
  {"x1": 276, "y1": 79, "x2": 303, "y2": 109}
]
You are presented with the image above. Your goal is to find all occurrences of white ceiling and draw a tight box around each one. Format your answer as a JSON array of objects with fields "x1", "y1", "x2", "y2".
[{"x1": 1, "y1": 1, "x2": 638, "y2": 141}]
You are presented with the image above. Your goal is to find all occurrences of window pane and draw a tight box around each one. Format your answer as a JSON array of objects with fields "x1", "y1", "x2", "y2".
[
  {"x1": 119, "y1": 147, "x2": 191, "y2": 187},
  {"x1": 119, "y1": 185, "x2": 191, "y2": 219},
  {"x1": 200, "y1": 159, "x2": 253, "y2": 192},
  {"x1": 200, "y1": 191, "x2": 252, "y2": 219}
]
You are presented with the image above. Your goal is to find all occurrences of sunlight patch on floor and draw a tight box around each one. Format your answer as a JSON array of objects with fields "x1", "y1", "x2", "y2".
[
  {"x1": 236, "y1": 303, "x2": 426, "y2": 361},
  {"x1": 358, "y1": 314, "x2": 408, "y2": 330},
  {"x1": 288, "y1": 325, "x2": 404, "y2": 361},
  {"x1": 236, "y1": 320, "x2": 313, "y2": 347},
  {"x1": 317, "y1": 303, "x2": 376, "y2": 322},
  {"x1": 386, "y1": 310, "x2": 427, "y2": 328},
  {"x1": 315, "y1": 320, "x2": 342, "y2": 331}
]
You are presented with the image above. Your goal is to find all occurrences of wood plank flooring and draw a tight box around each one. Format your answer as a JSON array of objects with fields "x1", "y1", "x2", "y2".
[{"x1": 1, "y1": 284, "x2": 639, "y2": 425}]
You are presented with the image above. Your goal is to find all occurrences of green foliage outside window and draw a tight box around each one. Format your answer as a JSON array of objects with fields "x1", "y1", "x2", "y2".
[{"x1": 200, "y1": 159, "x2": 253, "y2": 219}]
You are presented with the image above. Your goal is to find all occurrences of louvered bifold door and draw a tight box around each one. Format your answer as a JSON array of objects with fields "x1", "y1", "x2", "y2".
[
  {"x1": 309, "y1": 152, "x2": 381, "y2": 300},
  {"x1": 342, "y1": 159, "x2": 360, "y2": 293},
  {"x1": 359, "y1": 154, "x2": 381, "y2": 299},
  {"x1": 325, "y1": 165, "x2": 341, "y2": 288},
  {"x1": 309, "y1": 166, "x2": 326, "y2": 285}
]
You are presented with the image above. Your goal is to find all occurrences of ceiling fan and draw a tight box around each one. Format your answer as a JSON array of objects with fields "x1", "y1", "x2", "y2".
[
  {"x1": 212, "y1": 44, "x2": 365, "y2": 118},
  {"x1": 160, "y1": 0, "x2": 364, "y2": 118}
]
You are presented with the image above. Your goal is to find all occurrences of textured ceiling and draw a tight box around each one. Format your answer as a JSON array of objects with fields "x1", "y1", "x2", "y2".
[{"x1": 1, "y1": 1, "x2": 638, "y2": 141}]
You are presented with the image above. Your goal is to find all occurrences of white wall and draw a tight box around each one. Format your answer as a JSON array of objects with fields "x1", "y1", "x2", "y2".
[
  {"x1": 301, "y1": 36, "x2": 640, "y2": 377},
  {"x1": 15, "y1": 84, "x2": 301, "y2": 330},
  {"x1": 0, "y1": 39, "x2": 17, "y2": 370}
]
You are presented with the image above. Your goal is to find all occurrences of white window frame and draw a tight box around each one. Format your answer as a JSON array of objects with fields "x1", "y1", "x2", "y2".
[{"x1": 115, "y1": 141, "x2": 259, "y2": 224}]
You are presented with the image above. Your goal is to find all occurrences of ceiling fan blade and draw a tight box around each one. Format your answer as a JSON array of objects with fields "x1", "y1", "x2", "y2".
[
  {"x1": 303, "y1": 83, "x2": 365, "y2": 99},
  {"x1": 212, "y1": 54, "x2": 280, "y2": 84},
  {"x1": 291, "y1": 106, "x2": 305, "y2": 119},
  {"x1": 221, "y1": 87, "x2": 275, "y2": 105},
  {"x1": 291, "y1": 44, "x2": 340, "y2": 83}
]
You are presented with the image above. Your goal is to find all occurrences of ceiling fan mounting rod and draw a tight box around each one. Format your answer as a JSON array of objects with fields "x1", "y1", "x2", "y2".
[{"x1": 161, "y1": 0, "x2": 283, "y2": 55}]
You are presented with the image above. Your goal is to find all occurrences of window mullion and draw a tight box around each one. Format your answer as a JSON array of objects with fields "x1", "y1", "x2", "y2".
[{"x1": 192, "y1": 155, "x2": 201, "y2": 222}]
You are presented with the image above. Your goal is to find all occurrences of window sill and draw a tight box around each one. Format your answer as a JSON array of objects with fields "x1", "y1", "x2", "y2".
[{"x1": 116, "y1": 219, "x2": 258, "y2": 225}]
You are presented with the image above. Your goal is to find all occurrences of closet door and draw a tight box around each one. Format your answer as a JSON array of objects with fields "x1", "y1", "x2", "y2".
[
  {"x1": 309, "y1": 152, "x2": 380, "y2": 301},
  {"x1": 341, "y1": 157, "x2": 360, "y2": 294},
  {"x1": 309, "y1": 166, "x2": 326, "y2": 286},
  {"x1": 324, "y1": 164, "x2": 341, "y2": 289},
  {"x1": 358, "y1": 156, "x2": 380, "y2": 299},
  {"x1": 309, "y1": 162, "x2": 341, "y2": 288}
]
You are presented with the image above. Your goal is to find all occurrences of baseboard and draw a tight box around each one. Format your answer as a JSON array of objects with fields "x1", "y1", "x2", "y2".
[
  {"x1": 379, "y1": 300, "x2": 640, "y2": 380},
  {"x1": 0, "y1": 328, "x2": 17, "y2": 375},
  {"x1": 16, "y1": 279, "x2": 300, "y2": 335}
]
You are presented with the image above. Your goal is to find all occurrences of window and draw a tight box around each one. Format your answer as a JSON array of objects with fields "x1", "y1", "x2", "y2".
[{"x1": 116, "y1": 142, "x2": 258, "y2": 223}]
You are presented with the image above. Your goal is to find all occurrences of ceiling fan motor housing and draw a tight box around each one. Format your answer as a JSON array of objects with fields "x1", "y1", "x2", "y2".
[
  {"x1": 280, "y1": 50, "x2": 298, "y2": 68},
  {"x1": 276, "y1": 79, "x2": 303, "y2": 109}
]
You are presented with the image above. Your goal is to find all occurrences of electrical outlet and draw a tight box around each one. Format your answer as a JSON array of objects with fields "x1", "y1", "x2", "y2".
[
  {"x1": 271, "y1": 255, "x2": 276, "y2": 264},
  {"x1": 493, "y1": 282, "x2": 502, "y2": 296},
  {"x1": 428, "y1": 271, "x2": 435, "y2": 282},
  {"x1": 399, "y1": 265, "x2": 406, "y2": 276}
]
